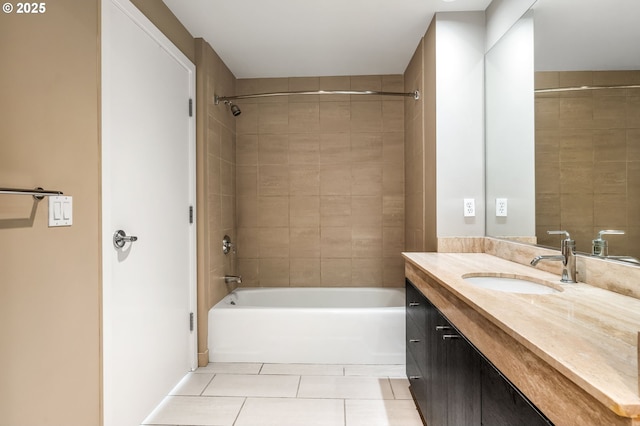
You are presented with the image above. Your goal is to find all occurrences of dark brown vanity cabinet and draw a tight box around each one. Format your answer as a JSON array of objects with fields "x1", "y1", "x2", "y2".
[{"x1": 406, "y1": 279, "x2": 553, "y2": 426}]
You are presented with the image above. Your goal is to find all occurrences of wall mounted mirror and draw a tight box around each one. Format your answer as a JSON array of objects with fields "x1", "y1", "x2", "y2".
[{"x1": 485, "y1": 0, "x2": 640, "y2": 264}]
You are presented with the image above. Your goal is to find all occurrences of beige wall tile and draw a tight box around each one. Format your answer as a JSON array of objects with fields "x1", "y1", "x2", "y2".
[
  {"x1": 237, "y1": 228, "x2": 259, "y2": 258},
  {"x1": 321, "y1": 196, "x2": 352, "y2": 227},
  {"x1": 351, "y1": 133, "x2": 383, "y2": 163},
  {"x1": 351, "y1": 164, "x2": 382, "y2": 195},
  {"x1": 382, "y1": 256, "x2": 405, "y2": 287},
  {"x1": 236, "y1": 103, "x2": 258, "y2": 135},
  {"x1": 289, "y1": 102, "x2": 320, "y2": 133},
  {"x1": 258, "y1": 165, "x2": 290, "y2": 195},
  {"x1": 258, "y1": 196, "x2": 289, "y2": 227},
  {"x1": 383, "y1": 195, "x2": 404, "y2": 227},
  {"x1": 352, "y1": 258, "x2": 383, "y2": 286},
  {"x1": 594, "y1": 161, "x2": 626, "y2": 194},
  {"x1": 320, "y1": 102, "x2": 351, "y2": 133},
  {"x1": 237, "y1": 195, "x2": 258, "y2": 227},
  {"x1": 593, "y1": 129, "x2": 626, "y2": 162},
  {"x1": 259, "y1": 227, "x2": 290, "y2": 258},
  {"x1": 352, "y1": 226, "x2": 383, "y2": 258},
  {"x1": 259, "y1": 133, "x2": 289, "y2": 165},
  {"x1": 236, "y1": 75, "x2": 405, "y2": 287},
  {"x1": 351, "y1": 196, "x2": 382, "y2": 227},
  {"x1": 383, "y1": 100, "x2": 404, "y2": 132},
  {"x1": 351, "y1": 101, "x2": 383, "y2": 133},
  {"x1": 627, "y1": 130, "x2": 640, "y2": 161},
  {"x1": 259, "y1": 258, "x2": 290, "y2": 286},
  {"x1": 290, "y1": 227, "x2": 321, "y2": 258},
  {"x1": 320, "y1": 133, "x2": 351, "y2": 164},
  {"x1": 290, "y1": 196, "x2": 320, "y2": 227},
  {"x1": 321, "y1": 258, "x2": 352, "y2": 286},
  {"x1": 321, "y1": 227, "x2": 353, "y2": 258},
  {"x1": 383, "y1": 132, "x2": 404, "y2": 165},
  {"x1": 290, "y1": 164, "x2": 320, "y2": 195},
  {"x1": 237, "y1": 165, "x2": 258, "y2": 196},
  {"x1": 289, "y1": 134, "x2": 320, "y2": 164},
  {"x1": 383, "y1": 227, "x2": 404, "y2": 258},
  {"x1": 258, "y1": 103, "x2": 289, "y2": 133},
  {"x1": 321, "y1": 164, "x2": 352, "y2": 195},
  {"x1": 290, "y1": 258, "x2": 321, "y2": 286},
  {"x1": 237, "y1": 134, "x2": 258, "y2": 165}
]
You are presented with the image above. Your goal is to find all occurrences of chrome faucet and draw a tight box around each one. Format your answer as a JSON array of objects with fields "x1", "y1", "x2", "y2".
[
  {"x1": 224, "y1": 275, "x2": 242, "y2": 284},
  {"x1": 530, "y1": 230, "x2": 577, "y2": 283},
  {"x1": 592, "y1": 229, "x2": 625, "y2": 257}
]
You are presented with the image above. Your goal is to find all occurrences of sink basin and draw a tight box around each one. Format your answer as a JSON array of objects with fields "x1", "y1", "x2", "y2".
[{"x1": 463, "y1": 274, "x2": 561, "y2": 295}]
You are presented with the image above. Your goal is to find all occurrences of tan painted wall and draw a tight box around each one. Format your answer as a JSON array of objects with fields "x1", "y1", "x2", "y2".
[
  {"x1": 0, "y1": 1, "x2": 101, "y2": 425},
  {"x1": 0, "y1": 0, "x2": 201, "y2": 423}
]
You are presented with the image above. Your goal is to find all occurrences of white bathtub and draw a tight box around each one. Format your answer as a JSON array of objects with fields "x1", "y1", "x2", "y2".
[{"x1": 208, "y1": 287, "x2": 406, "y2": 364}]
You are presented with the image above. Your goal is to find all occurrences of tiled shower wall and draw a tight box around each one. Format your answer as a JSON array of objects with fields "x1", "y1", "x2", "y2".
[
  {"x1": 195, "y1": 39, "x2": 238, "y2": 364},
  {"x1": 235, "y1": 75, "x2": 405, "y2": 287},
  {"x1": 535, "y1": 70, "x2": 640, "y2": 258}
]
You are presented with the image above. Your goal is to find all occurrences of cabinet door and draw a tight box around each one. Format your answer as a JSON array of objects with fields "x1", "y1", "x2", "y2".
[
  {"x1": 406, "y1": 281, "x2": 428, "y2": 418},
  {"x1": 426, "y1": 300, "x2": 448, "y2": 426},
  {"x1": 481, "y1": 360, "x2": 553, "y2": 426},
  {"x1": 446, "y1": 332, "x2": 481, "y2": 426}
]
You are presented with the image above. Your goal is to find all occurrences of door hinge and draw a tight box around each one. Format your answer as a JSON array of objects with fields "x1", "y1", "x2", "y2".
[
  {"x1": 188, "y1": 98, "x2": 193, "y2": 117},
  {"x1": 189, "y1": 312, "x2": 194, "y2": 332},
  {"x1": 189, "y1": 205, "x2": 194, "y2": 224}
]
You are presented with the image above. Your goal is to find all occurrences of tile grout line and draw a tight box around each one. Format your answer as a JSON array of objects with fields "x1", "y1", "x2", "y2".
[
  {"x1": 199, "y1": 373, "x2": 216, "y2": 396},
  {"x1": 295, "y1": 375, "x2": 302, "y2": 398},
  {"x1": 343, "y1": 398, "x2": 347, "y2": 426},
  {"x1": 231, "y1": 397, "x2": 248, "y2": 426}
]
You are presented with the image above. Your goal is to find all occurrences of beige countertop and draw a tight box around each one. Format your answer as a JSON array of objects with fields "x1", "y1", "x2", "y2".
[{"x1": 403, "y1": 252, "x2": 640, "y2": 420}]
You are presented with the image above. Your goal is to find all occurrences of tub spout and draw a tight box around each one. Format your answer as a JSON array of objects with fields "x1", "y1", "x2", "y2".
[{"x1": 224, "y1": 275, "x2": 242, "y2": 284}]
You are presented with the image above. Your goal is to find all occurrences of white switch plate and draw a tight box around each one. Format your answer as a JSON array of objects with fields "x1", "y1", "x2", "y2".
[
  {"x1": 496, "y1": 198, "x2": 508, "y2": 217},
  {"x1": 49, "y1": 196, "x2": 73, "y2": 227},
  {"x1": 463, "y1": 198, "x2": 475, "y2": 217}
]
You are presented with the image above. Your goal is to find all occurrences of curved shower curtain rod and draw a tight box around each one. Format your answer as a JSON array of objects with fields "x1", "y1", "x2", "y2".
[
  {"x1": 215, "y1": 89, "x2": 420, "y2": 104},
  {"x1": 535, "y1": 84, "x2": 640, "y2": 93}
]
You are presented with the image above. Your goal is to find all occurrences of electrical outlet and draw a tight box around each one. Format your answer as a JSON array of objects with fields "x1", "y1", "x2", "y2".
[
  {"x1": 496, "y1": 198, "x2": 508, "y2": 217},
  {"x1": 463, "y1": 198, "x2": 475, "y2": 217}
]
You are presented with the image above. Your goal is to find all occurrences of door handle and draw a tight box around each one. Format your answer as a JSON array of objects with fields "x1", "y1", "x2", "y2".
[{"x1": 113, "y1": 230, "x2": 138, "y2": 248}]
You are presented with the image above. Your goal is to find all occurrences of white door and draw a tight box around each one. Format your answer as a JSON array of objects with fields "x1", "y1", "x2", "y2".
[{"x1": 101, "y1": 1, "x2": 196, "y2": 425}]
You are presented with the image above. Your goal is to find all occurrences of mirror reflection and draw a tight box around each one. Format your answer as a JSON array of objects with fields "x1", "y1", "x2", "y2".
[{"x1": 485, "y1": 0, "x2": 640, "y2": 263}]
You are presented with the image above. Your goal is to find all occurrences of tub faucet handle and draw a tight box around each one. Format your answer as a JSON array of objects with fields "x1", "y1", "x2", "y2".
[{"x1": 224, "y1": 275, "x2": 242, "y2": 284}]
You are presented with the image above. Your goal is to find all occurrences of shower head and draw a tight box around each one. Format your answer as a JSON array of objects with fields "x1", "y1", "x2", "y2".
[{"x1": 229, "y1": 102, "x2": 241, "y2": 117}]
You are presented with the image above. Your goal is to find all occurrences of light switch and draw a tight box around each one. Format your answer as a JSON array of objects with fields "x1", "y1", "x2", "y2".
[
  {"x1": 53, "y1": 202, "x2": 62, "y2": 220},
  {"x1": 49, "y1": 196, "x2": 73, "y2": 227}
]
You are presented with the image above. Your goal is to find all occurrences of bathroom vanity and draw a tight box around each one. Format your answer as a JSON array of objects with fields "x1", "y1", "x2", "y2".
[{"x1": 403, "y1": 251, "x2": 640, "y2": 426}]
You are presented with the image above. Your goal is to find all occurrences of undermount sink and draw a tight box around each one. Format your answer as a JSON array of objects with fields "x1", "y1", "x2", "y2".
[{"x1": 462, "y1": 274, "x2": 562, "y2": 295}]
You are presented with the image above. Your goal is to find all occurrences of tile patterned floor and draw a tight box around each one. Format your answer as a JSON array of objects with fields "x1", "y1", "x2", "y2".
[{"x1": 142, "y1": 362, "x2": 423, "y2": 426}]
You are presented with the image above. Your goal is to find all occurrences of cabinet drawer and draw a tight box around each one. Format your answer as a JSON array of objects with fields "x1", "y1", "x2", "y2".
[
  {"x1": 406, "y1": 348, "x2": 427, "y2": 416},
  {"x1": 406, "y1": 314, "x2": 427, "y2": 368},
  {"x1": 406, "y1": 280, "x2": 427, "y2": 329}
]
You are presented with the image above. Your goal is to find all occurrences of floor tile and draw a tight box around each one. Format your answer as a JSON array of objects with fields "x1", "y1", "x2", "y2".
[
  {"x1": 297, "y1": 376, "x2": 394, "y2": 399},
  {"x1": 344, "y1": 364, "x2": 406, "y2": 378},
  {"x1": 170, "y1": 372, "x2": 214, "y2": 396},
  {"x1": 345, "y1": 399, "x2": 423, "y2": 426},
  {"x1": 202, "y1": 374, "x2": 300, "y2": 398},
  {"x1": 260, "y1": 363, "x2": 344, "y2": 376},
  {"x1": 235, "y1": 398, "x2": 344, "y2": 426},
  {"x1": 141, "y1": 396, "x2": 244, "y2": 426},
  {"x1": 389, "y1": 378, "x2": 412, "y2": 399},
  {"x1": 195, "y1": 362, "x2": 262, "y2": 375}
]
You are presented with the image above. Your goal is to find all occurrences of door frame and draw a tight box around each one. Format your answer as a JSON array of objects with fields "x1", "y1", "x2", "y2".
[{"x1": 101, "y1": 0, "x2": 197, "y2": 422}]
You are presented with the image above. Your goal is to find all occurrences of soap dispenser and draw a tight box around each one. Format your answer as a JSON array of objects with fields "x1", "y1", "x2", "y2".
[{"x1": 592, "y1": 230, "x2": 625, "y2": 257}]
